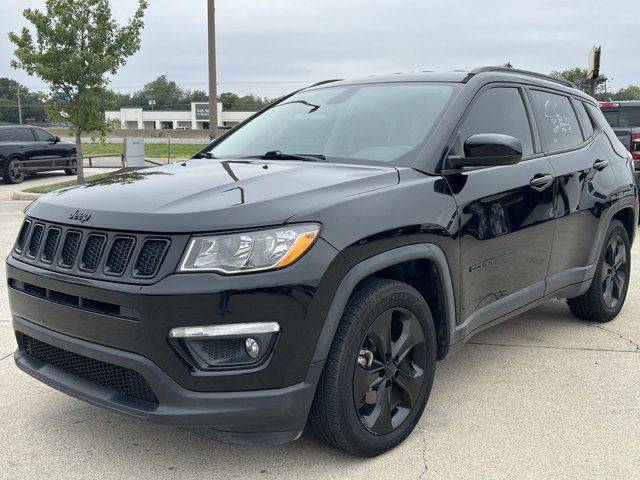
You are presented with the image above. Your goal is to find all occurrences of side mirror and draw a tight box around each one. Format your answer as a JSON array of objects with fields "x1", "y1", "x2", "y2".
[
  {"x1": 53, "y1": 136, "x2": 61, "y2": 144},
  {"x1": 447, "y1": 134, "x2": 523, "y2": 169}
]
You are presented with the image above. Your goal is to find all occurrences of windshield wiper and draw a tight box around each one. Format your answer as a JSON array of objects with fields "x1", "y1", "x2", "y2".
[
  {"x1": 243, "y1": 151, "x2": 327, "y2": 162},
  {"x1": 192, "y1": 152, "x2": 217, "y2": 159}
]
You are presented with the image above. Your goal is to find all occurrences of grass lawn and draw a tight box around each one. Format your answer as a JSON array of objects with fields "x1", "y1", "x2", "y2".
[
  {"x1": 82, "y1": 142, "x2": 207, "y2": 159},
  {"x1": 23, "y1": 172, "x2": 114, "y2": 194}
]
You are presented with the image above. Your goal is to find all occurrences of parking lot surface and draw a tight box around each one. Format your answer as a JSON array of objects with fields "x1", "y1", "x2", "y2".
[{"x1": 0, "y1": 199, "x2": 638, "y2": 479}]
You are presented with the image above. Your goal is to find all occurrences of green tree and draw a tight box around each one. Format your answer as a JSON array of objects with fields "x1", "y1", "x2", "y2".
[
  {"x1": 0, "y1": 77, "x2": 47, "y2": 124},
  {"x1": 8, "y1": 0, "x2": 148, "y2": 184},
  {"x1": 132, "y1": 75, "x2": 184, "y2": 110},
  {"x1": 612, "y1": 85, "x2": 640, "y2": 101},
  {"x1": 549, "y1": 67, "x2": 607, "y2": 96}
]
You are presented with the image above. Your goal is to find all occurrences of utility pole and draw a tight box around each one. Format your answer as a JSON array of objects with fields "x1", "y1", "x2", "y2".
[
  {"x1": 207, "y1": 0, "x2": 218, "y2": 140},
  {"x1": 16, "y1": 88, "x2": 23, "y2": 124}
]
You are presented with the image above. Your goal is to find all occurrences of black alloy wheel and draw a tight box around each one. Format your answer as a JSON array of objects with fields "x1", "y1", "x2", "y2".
[
  {"x1": 601, "y1": 234, "x2": 627, "y2": 309},
  {"x1": 354, "y1": 306, "x2": 426, "y2": 435}
]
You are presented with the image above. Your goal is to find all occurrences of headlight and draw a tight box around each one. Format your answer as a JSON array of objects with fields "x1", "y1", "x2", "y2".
[{"x1": 178, "y1": 223, "x2": 320, "y2": 273}]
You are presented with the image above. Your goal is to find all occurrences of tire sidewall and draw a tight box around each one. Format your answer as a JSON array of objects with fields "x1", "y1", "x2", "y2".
[
  {"x1": 4, "y1": 157, "x2": 24, "y2": 184},
  {"x1": 334, "y1": 281, "x2": 437, "y2": 454},
  {"x1": 593, "y1": 221, "x2": 631, "y2": 319}
]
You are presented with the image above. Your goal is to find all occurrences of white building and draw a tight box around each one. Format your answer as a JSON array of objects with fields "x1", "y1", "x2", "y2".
[{"x1": 105, "y1": 102, "x2": 254, "y2": 130}]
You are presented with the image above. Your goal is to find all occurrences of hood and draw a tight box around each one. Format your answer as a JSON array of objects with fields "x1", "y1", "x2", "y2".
[{"x1": 26, "y1": 159, "x2": 399, "y2": 232}]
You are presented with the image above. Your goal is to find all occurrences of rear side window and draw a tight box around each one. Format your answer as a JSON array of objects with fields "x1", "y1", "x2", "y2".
[
  {"x1": 459, "y1": 87, "x2": 534, "y2": 155},
  {"x1": 574, "y1": 101, "x2": 595, "y2": 139},
  {"x1": 619, "y1": 107, "x2": 640, "y2": 127},
  {"x1": 13, "y1": 128, "x2": 35, "y2": 142},
  {"x1": 585, "y1": 103, "x2": 629, "y2": 158},
  {"x1": 0, "y1": 130, "x2": 12, "y2": 142},
  {"x1": 530, "y1": 90, "x2": 583, "y2": 151},
  {"x1": 33, "y1": 128, "x2": 55, "y2": 142}
]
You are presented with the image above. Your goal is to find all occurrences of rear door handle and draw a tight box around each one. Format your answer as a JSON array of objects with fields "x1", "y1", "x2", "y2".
[
  {"x1": 593, "y1": 159, "x2": 609, "y2": 171},
  {"x1": 529, "y1": 174, "x2": 554, "y2": 191}
]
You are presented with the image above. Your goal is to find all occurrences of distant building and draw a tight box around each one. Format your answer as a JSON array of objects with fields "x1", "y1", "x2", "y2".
[{"x1": 105, "y1": 102, "x2": 254, "y2": 130}]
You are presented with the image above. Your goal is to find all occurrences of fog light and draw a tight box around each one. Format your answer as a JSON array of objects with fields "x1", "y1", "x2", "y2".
[
  {"x1": 168, "y1": 322, "x2": 279, "y2": 370},
  {"x1": 245, "y1": 338, "x2": 260, "y2": 358}
]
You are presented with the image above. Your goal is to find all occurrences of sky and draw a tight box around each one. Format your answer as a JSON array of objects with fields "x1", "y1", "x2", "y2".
[{"x1": 0, "y1": 0, "x2": 636, "y2": 99}]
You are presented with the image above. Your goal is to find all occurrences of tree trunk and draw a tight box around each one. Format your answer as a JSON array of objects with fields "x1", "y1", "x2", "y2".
[{"x1": 75, "y1": 125, "x2": 85, "y2": 185}]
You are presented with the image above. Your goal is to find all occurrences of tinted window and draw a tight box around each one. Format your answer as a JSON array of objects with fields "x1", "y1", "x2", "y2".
[
  {"x1": 0, "y1": 130, "x2": 12, "y2": 142},
  {"x1": 459, "y1": 87, "x2": 533, "y2": 155},
  {"x1": 33, "y1": 128, "x2": 54, "y2": 142},
  {"x1": 211, "y1": 83, "x2": 459, "y2": 165},
  {"x1": 602, "y1": 110, "x2": 619, "y2": 127},
  {"x1": 619, "y1": 107, "x2": 640, "y2": 127},
  {"x1": 586, "y1": 103, "x2": 629, "y2": 158},
  {"x1": 13, "y1": 128, "x2": 35, "y2": 142},
  {"x1": 574, "y1": 101, "x2": 595, "y2": 138},
  {"x1": 530, "y1": 90, "x2": 583, "y2": 151}
]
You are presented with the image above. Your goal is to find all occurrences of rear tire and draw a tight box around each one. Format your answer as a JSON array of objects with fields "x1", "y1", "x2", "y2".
[
  {"x1": 309, "y1": 278, "x2": 437, "y2": 456},
  {"x1": 3, "y1": 157, "x2": 24, "y2": 184},
  {"x1": 567, "y1": 220, "x2": 630, "y2": 322},
  {"x1": 64, "y1": 151, "x2": 77, "y2": 176}
]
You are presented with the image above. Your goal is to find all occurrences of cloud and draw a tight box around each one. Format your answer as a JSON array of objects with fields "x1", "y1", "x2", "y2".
[{"x1": 0, "y1": 0, "x2": 636, "y2": 97}]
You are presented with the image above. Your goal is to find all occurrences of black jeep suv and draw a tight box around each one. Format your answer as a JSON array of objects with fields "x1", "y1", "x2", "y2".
[
  {"x1": 0, "y1": 124, "x2": 77, "y2": 184},
  {"x1": 7, "y1": 67, "x2": 637, "y2": 456}
]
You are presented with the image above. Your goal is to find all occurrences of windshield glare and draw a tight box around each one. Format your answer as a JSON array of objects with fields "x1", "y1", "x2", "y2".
[{"x1": 210, "y1": 82, "x2": 458, "y2": 165}]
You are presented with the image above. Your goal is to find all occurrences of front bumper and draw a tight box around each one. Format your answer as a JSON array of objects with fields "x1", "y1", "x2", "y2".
[{"x1": 14, "y1": 316, "x2": 321, "y2": 441}]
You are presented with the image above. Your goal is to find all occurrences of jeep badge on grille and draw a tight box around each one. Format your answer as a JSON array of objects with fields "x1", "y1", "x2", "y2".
[{"x1": 68, "y1": 210, "x2": 92, "y2": 223}]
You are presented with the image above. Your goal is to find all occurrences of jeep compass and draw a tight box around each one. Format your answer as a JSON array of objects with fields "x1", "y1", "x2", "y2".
[{"x1": 7, "y1": 67, "x2": 637, "y2": 456}]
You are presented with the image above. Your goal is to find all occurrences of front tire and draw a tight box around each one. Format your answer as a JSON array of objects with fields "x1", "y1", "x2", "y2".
[
  {"x1": 568, "y1": 220, "x2": 630, "y2": 322},
  {"x1": 3, "y1": 157, "x2": 25, "y2": 184},
  {"x1": 309, "y1": 278, "x2": 437, "y2": 456}
]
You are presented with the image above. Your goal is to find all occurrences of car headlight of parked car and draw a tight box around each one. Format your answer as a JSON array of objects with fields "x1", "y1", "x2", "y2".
[{"x1": 178, "y1": 223, "x2": 320, "y2": 274}]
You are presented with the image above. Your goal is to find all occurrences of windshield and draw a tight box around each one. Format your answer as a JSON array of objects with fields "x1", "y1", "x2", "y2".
[{"x1": 208, "y1": 82, "x2": 459, "y2": 166}]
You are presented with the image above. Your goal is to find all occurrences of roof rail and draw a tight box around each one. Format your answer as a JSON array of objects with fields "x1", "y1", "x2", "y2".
[
  {"x1": 307, "y1": 78, "x2": 343, "y2": 88},
  {"x1": 465, "y1": 66, "x2": 578, "y2": 88}
]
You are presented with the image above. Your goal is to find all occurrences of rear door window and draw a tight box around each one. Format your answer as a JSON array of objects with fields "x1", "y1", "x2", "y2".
[
  {"x1": 13, "y1": 128, "x2": 35, "y2": 142},
  {"x1": 574, "y1": 101, "x2": 595, "y2": 139},
  {"x1": 585, "y1": 103, "x2": 629, "y2": 158},
  {"x1": 530, "y1": 90, "x2": 584, "y2": 151},
  {"x1": 0, "y1": 130, "x2": 12, "y2": 142},
  {"x1": 459, "y1": 87, "x2": 534, "y2": 156}
]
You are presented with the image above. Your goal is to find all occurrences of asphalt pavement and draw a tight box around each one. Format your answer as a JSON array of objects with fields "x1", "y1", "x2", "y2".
[{"x1": 0, "y1": 199, "x2": 638, "y2": 479}]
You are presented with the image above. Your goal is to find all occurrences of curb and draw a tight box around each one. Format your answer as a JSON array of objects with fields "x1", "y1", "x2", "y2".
[{"x1": 12, "y1": 191, "x2": 42, "y2": 201}]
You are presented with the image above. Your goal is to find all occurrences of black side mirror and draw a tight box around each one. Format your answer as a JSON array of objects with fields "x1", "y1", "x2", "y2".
[
  {"x1": 447, "y1": 134, "x2": 523, "y2": 170},
  {"x1": 53, "y1": 136, "x2": 61, "y2": 144}
]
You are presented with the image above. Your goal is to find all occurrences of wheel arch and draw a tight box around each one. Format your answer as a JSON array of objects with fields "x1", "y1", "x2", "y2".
[
  {"x1": 612, "y1": 206, "x2": 636, "y2": 244},
  {"x1": 311, "y1": 244, "x2": 457, "y2": 364}
]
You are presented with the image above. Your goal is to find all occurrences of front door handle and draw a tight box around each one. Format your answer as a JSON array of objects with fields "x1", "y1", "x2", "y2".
[
  {"x1": 529, "y1": 174, "x2": 554, "y2": 191},
  {"x1": 593, "y1": 159, "x2": 609, "y2": 171}
]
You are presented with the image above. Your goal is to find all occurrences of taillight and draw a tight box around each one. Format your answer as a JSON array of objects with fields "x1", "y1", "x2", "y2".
[
  {"x1": 599, "y1": 102, "x2": 619, "y2": 108},
  {"x1": 631, "y1": 134, "x2": 640, "y2": 160}
]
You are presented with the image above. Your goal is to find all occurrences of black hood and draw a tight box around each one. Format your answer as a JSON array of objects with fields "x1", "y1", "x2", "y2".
[{"x1": 26, "y1": 159, "x2": 399, "y2": 233}]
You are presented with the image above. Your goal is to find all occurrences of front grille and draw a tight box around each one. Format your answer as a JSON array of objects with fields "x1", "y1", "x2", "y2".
[
  {"x1": 15, "y1": 220, "x2": 31, "y2": 253},
  {"x1": 105, "y1": 237, "x2": 135, "y2": 276},
  {"x1": 80, "y1": 234, "x2": 107, "y2": 272},
  {"x1": 21, "y1": 334, "x2": 158, "y2": 405},
  {"x1": 27, "y1": 224, "x2": 45, "y2": 258},
  {"x1": 12, "y1": 217, "x2": 177, "y2": 284},
  {"x1": 134, "y1": 239, "x2": 169, "y2": 278},
  {"x1": 59, "y1": 231, "x2": 82, "y2": 268},
  {"x1": 41, "y1": 228, "x2": 61, "y2": 264}
]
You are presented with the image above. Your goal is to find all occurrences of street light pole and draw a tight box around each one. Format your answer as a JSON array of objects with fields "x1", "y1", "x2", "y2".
[
  {"x1": 17, "y1": 88, "x2": 22, "y2": 124},
  {"x1": 207, "y1": 0, "x2": 218, "y2": 140}
]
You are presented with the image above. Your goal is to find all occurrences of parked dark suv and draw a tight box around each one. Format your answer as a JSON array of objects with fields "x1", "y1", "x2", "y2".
[
  {"x1": 0, "y1": 124, "x2": 77, "y2": 184},
  {"x1": 7, "y1": 67, "x2": 637, "y2": 456}
]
